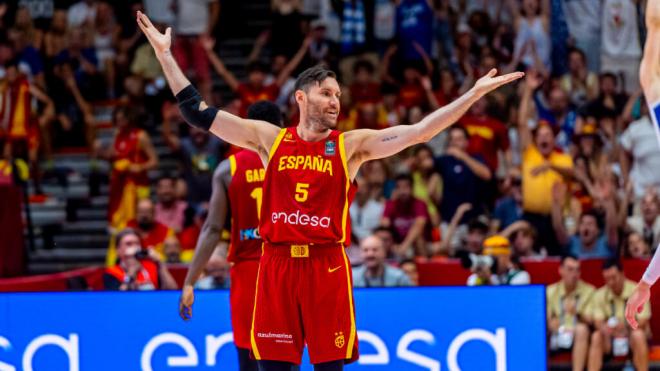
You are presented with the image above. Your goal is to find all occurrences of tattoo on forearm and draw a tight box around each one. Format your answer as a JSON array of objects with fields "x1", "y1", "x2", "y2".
[{"x1": 382, "y1": 136, "x2": 398, "y2": 142}]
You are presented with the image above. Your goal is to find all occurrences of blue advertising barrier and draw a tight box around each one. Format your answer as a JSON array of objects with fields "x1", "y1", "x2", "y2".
[{"x1": 0, "y1": 286, "x2": 546, "y2": 371}]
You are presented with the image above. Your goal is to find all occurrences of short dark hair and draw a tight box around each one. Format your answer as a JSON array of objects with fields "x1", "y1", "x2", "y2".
[
  {"x1": 560, "y1": 254, "x2": 579, "y2": 265},
  {"x1": 394, "y1": 173, "x2": 413, "y2": 185},
  {"x1": 413, "y1": 144, "x2": 433, "y2": 157},
  {"x1": 373, "y1": 225, "x2": 395, "y2": 236},
  {"x1": 399, "y1": 259, "x2": 417, "y2": 268},
  {"x1": 353, "y1": 59, "x2": 375, "y2": 75},
  {"x1": 580, "y1": 209, "x2": 603, "y2": 230},
  {"x1": 115, "y1": 228, "x2": 139, "y2": 248},
  {"x1": 467, "y1": 218, "x2": 489, "y2": 234},
  {"x1": 294, "y1": 65, "x2": 337, "y2": 93},
  {"x1": 247, "y1": 100, "x2": 284, "y2": 127},
  {"x1": 568, "y1": 47, "x2": 586, "y2": 62},
  {"x1": 600, "y1": 72, "x2": 618, "y2": 84},
  {"x1": 449, "y1": 125, "x2": 470, "y2": 139},
  {"x1": 157, "y1": 174, "x2": 177, "y2": 185},
  {"x1": 603, "y1": 257, "x2": 622, "y2": 271}
]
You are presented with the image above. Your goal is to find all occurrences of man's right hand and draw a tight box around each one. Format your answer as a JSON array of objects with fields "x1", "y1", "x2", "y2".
[
  {"x1": 179, "y1": 285, "x2": 195, "y2": 321},
  {"x1": 136, "y1": 10, "x2": 171, "y2": 56}
]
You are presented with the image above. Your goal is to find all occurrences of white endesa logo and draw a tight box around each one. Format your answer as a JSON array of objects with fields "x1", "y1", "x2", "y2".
[{"x1": 271, "y1": 210, "x2": 331, "y2": 228}]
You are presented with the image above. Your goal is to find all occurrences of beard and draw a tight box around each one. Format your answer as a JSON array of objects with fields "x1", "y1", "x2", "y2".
[{"x1": 306, "y1": 101, "x2": 337, "y2": 131}]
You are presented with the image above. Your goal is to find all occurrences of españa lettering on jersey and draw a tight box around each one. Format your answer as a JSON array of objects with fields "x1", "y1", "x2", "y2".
[
  {"x1": 260, "y1": 127, "x2": 356, "y2": 245},
  {"x1": 227, "y1": 150, "x2": 265, "y2": 262}
]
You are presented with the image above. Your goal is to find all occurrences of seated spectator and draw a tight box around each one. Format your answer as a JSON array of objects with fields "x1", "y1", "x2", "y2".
[
  {"x1": 552, "y1": 182, "x2": 617, "y2": 259},
  {"x1": 491, "y1": 170, "x2": 524, "y2": 231},
  {"x1": 373, "y1": 226, "x2": 397, "y2": 259},
  {"x1": 588, "y1": 259, "x2": 650, "y2": 371},
  {"x1": 583, "y1": 72, "x2": 628, "y2": 120},
  {"x1": 625, "y1": 232, "x2": 652, "y2": 259},
  {"x1": 100, "y1": 106, "x2": 157, "y2": 230},
  {"x1": 349, "y1": 59, "x2": 381, "y2": 105},
  {"x1": 399, "y1": 259, "x2": 419, "y2": 286},
  {"x1": 546, "y1": 255, "x2": 595, "y2": 369},
  {"x1": 381, "y1": 173, "x2": 430, "y2": 259},
  {"x1": 7, "y1": 27, "x2": 45, "y2": 87},
  {"x1": 507, "y1": 222, "x2": 545, "y2": 259},
  {"x1": 435, "y1": 126, "x2": 492, "y2": 224},
  {"x1": 560, "y1": 48, "x2": 599, "y2": 107},
  {"x1": 362, "y1": 159, "x2": 394, "y2": 200},
  {"x1": 459, "y1": 97, "x2": 510, "y2": 173},
  {"x1": 155, "y1": 175, "x2": 188, "y2": 233},
  {"x1": 466, "y1": 235, "x2": 530, "y2": 286},
  {"x1": 352, "y1": 235, "x2": 412, "y2": 288},
  {"x1": 626, "y1": 189, "x2": 660, "y2": 250},
  {"x1": 103, "y1": 228, "x2": 177, "y2": 291},
  {"x1": 179, "y1": 206, "x2": 208, "y2": 261},
  {"x1": 163, "y1": 236, "x2": 182, "y2": 264},
  {"x1": 350, "y1": 176, "x2": 384, "y2": 242},
  {"x1": 196, "y1": 255, "x2": 230, "y2": 290},
  {"x1": 439, "y1": 203, "x2": 488, "y2": 256},
  {"x1": 126, "y1": 198, "x2": 176, "y2": 259}
]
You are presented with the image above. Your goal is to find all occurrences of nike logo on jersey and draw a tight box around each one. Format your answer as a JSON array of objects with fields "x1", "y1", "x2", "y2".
[{"x1": 328, "y1": 266, "x2": 342, "y2": 273}]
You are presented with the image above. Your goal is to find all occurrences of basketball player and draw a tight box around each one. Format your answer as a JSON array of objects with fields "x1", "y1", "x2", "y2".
[
  {"x1": 137, "y1": 10, "x2": 523, "y2": 370},
  {"x1": 626, "y1": 0, "x2": 660, "y2": 330},
  {"x1": 178, "y1": 101, "x2": 287, "y2": 371}
]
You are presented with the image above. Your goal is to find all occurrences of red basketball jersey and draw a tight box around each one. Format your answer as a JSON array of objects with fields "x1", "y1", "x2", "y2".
[
  {"x1": 227, "y1": 150, "x2": 265, "y2": 262},
  {"x1": 260, "y1": 127, "x2": 355, "y2": 245}
]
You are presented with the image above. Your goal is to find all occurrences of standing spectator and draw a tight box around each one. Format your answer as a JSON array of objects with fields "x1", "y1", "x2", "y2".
[
  {"x1": 625, "y1": 232, "x2": 652, "y2": 259},
  {"x1": 127, "y1": 199, "x2": 176, "y2": 258},
  {"x1": 93, "y1": 1, "x2": 121, "y2": 98},
  {"x1": 196, "y1": 255, "x2": 231, "y2": 290},
  {"x1": 560, "y1": 0, "x2": 601, "y2": 72},
  {"x1": 102, "y1": 106, "x2": 158, "y2": 230},
  {"x1": 381, "y1": 173, "x2": 430, "y2": 258},
  {"x1": 7, "y1": 27, "x2": 45, "y2": 87},
  {"x1": 154, "y1": 175, "x2": 189, "y2": 233},
  {"x1": 552, "y1": 182, "x2": 617, "y2": 259},
  {"x1": 270, "y1": 0, "x2": 305, "y2": 59},
  {"x1": 588, "y1": 259, "x2": 650, "y2": 371},
  {"x1": 619, "y1": 102, "x2": 660, "y2": 199},
  {"x1": 171, "y1": 0, "x2": 220, "y2": 101},
  {"x1": 411, "y1": 145, "x2": 441, "y2": 226},
  {"x1": 352, "y1": 235, "x2": 412, "y2": 287},
  {"x1": 626, "y1": 190, "x2": 660, "y2": 250},
  {"x1": 350, "y1": 176, "x2": 384, "y2": 242},
  {"x1": 43, "y1": 9, "x2": 68, "y2": 60},
  {"x1": 466, "y1": 235, "x2": 531, "y2": 286},
  {"x1": 18, "y1": 0, "x2": 55, "y2": 32},
  {"x1": 13, "y1": 6, "x2": 43, "y2": 50},
  {"x1": 519, "y1": 73, "x2": 573, "y2": 254},
  {"x1": 508, "y1": 0, "x2": 551, "y2": 71},
  {"x1": 600, "y1": 0, "x2": 642, "y2": 93},
  {"x1": 434, "y1": 126, "x2": 492, "y2": 223},
  {"x1": 103, "y1": 228, "x2": 178, "y2": 291},
  {"x1": 396, "y1": 0, "x2": 434, "y2": 62},
  {"x1": 546, "y1": 255, "x2": 595, "y2": 370}
]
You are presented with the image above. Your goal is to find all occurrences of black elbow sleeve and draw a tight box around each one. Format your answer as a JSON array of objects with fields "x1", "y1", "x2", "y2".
[{"x1": 175, "y1": 85, "x2": 218, "y2": 131}]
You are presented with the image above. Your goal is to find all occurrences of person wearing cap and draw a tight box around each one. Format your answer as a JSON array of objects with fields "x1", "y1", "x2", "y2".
[
  {"x1": 466, "y1": 235, "x2": 530, "y2": 286},
  {"x1": 546, "y1": 255, "x2": 595, "y2": 371}
]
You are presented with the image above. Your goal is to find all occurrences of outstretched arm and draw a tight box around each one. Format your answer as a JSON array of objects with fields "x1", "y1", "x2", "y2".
[
  {"x1": 179, "y1": 159, "x2": 231, "y2": 320},
  {"x1": 626, "y1": 0, "x2": 660, "y2": 330},
  {"x1": 136, "y1": 11, "x2": 279, "y2": 157},
  {"x1": 344, "y1": 69, "x2": 523, "y2": 175}
]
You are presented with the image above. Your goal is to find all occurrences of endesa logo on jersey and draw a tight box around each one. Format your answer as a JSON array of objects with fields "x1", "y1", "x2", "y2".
[{"x1": 271, "y1": 210, "x2": 331, "y2": 228}]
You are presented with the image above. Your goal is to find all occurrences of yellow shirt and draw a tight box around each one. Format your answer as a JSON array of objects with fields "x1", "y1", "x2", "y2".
[
  {"x1": 591, "y1": 279, "x2": 651, "y2": 323},
  {"x1": 546, "y1": 280, "x2": 596, "y2": 328},
  {"x1": 522, "y1": 145, "x2": 573, "y2": 214}
]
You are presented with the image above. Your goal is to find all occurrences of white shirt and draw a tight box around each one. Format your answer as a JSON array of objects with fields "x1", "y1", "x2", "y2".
[
  {"x1": 175, "y1": 0, "x2": 216, "y2": 35},
  {"x1": 601, "y1": 0, "x2": 641, "y2": 58},
  {"x1": 144, "y1": 0, "x2": 175, "y2": 25},
  {"x1": 619, "y1": 116, "x2": 660, "y2": 198},
  {"x1": 350, "y1": 199, "x2": 385, "y2": 242},
  {"x1": 67, "y1": 1, "x2": 96, "y2": 28},
  {"x1": 562, "y1": 0, "x2": 601, "y2": 40}
]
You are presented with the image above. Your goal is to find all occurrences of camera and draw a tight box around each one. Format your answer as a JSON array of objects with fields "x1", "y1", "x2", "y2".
[
  {"x1": 457, "y1": 251, "x2": 498, "y2": 272},
  {"x1": 135, "y1": 249, "x2": 150, "y2": 260}
]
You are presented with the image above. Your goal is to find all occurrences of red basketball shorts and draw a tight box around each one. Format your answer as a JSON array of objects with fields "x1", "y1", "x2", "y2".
[
  {"x1": 230, "y1": 259, "x2": 260, "y2": 349},
  {"x1": 250, "y1": 243, "x2": 359, "y2": 365}
]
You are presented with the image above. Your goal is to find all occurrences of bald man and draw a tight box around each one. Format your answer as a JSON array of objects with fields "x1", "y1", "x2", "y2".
[{"x1": 352, "y1": 235, "x2": 412, "y2": 287}]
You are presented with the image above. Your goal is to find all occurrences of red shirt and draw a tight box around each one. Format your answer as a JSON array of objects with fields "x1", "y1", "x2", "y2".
[
  {"x1": 227, "y1": 150, "x2": 265, "y2": 262},
  {"x1": 460, "y1": 115, "x2": 510, "y2": 171},
  {"x1": 383, "y1": 198, "x2": 431, "y2": 242},
  {"x1": 398, "y1": 83, "x2": 426, "y2": 109},
  {"x1": 259, "y1": 127, "x2": 356, "y2": 245},
  {"x1": 236, "y1": 83, "x2": 280, "y2": 117},
  {"x1": 127, "y1": 220, "x2": 172, "y2": 254},
  {"x1": 350, "y1": 82, "x2": 382, "y2": 104}
]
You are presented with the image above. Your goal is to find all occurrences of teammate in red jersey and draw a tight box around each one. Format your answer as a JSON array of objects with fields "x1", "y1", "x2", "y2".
[
  {"x1": 138, "y1": 10, "x2": 523, "y2": 370},
  {"x1": 178, "y1": 101, "x2": 288, "y2": 371}
]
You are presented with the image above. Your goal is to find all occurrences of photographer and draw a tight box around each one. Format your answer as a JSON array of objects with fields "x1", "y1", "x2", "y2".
[
  {"x1": 465, "y1": 235, "x2": 530, "y2": 286},
  {"x1": 103, "y1": 228, "x2": 178, "y2": 291}
]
